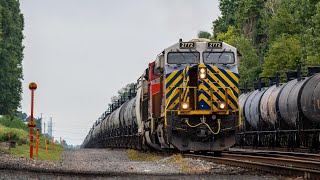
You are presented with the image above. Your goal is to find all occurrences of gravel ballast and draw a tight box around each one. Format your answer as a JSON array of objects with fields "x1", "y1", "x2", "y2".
[{"x1": 0, "y1": 148, "x2": 297, "y2": 179}]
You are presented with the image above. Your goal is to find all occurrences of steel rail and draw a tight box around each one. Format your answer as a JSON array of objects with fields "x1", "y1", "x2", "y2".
[
  {"x1": 229, "y1": 148, "x2": 320, "y2": 161},
  {"x1": 225, "y1": 151, "x2": 320, "y2": 162},
  {"x1": 222, "y1": 154, "x2": 320, "y2": 171},
  {"x1": 183, "y1": 154, "x2": 320, "y2": 179}
]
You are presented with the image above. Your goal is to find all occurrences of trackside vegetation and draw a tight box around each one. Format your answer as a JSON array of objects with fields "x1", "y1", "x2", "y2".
[
  {"x1": 10, "y1": 142, "x2": 64, "y2": 161},
  {"x1": 0, "y1": 0, "x2": 25, "y2": 116},
  {"x1": 0, "y1": 116, "x2": 63, "y2": 161},
  {"x1": 199, "y1": 0, "x2": 320, "y2": 89}
]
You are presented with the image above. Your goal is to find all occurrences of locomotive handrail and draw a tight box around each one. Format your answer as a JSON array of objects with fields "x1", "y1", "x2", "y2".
[
  {"x1": 167, "y1": 86, "x2": 235, "y2": 112},
  {"x1": 185, "y1": 118, "x2": 221, "y2": 135},
  {"x1": 226, "y1": 87, "x2": 242, "y2": 127}
]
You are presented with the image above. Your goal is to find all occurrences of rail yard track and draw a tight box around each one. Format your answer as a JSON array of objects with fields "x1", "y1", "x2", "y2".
[
  {"x1": 229, "y1": 149, "x2": 320, "y2": 161},
  {"x1": 183, "y1": 150, "x2": 320, "y2": 179}
]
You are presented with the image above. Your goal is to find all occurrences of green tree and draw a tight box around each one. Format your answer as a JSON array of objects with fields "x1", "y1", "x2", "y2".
[
  {"x1": 211, "y1": 0, "x2": 320, "y2": 89},
  {"x1": 234, "y1": 0, "x2": 265, "y2": 43},
  {"x1": 216, "y1": 26, "x2": 260, "y2": 88},
  {"x1": 0, "y1": 0, "x2": 24, "y2": 116},
  {"x1": 197, "y1": 31, "x2": 211, "y2": 39},
  {"x1": 261, "y1": 34, "x2": 302, "y2": 76},
  {"x1": 267, "y1": 4, "x2": 301, "y2": 42},
  {"x1": 305, "y1": 2, "x2": 320, "y2": 66},
  {"x1": 213, "y1": 0, "x2": 236, "y2": 35},
  {"x1": 16, "y1": 111, "x2": 27, "y2": 120}
]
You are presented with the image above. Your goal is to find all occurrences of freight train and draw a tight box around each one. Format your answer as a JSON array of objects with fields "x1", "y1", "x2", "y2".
[
  {"x1": 81, "y1": 39, "x2": 241, "y2": 154},
  {"x1": 238, "y1": 70, "x2": 320, "y2": 152}
]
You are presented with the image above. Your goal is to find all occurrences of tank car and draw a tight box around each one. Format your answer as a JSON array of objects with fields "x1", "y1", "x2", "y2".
[
  {"x1": 82, "y1": 39, "x2": 241, "y2": 153},
  {"x1": 238, "y1": 72, "x2": 320, "y2": 151}
]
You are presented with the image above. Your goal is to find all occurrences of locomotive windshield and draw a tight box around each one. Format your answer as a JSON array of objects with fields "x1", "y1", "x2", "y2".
[
  {"x1": 167, "y1": 52, "x2": 200, "y2": 64},
  {"x1": 203, "y1": 52, "x2": 235, "y2": 64}
]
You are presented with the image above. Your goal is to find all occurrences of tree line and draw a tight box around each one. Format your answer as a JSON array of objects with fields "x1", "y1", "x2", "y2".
[
  {"x1": 0, "y1": 0, "x2": 24, "y2": 116},
  {"x1": 199, "y1": 0, "x2": 320, "y2": 89}
]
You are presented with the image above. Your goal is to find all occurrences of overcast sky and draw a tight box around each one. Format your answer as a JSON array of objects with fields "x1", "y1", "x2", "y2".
[{"x1": 19, "y1": 0, "x2": 221, "y2": 145}]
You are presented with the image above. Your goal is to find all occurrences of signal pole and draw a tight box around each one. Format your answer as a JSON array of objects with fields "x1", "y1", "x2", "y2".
[{"x1": 28, "y1": 82, "x2": 37, "y2": 159}]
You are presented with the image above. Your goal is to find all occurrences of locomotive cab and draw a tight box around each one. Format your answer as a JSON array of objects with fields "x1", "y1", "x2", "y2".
[{"x1": 146, "y1": 39, "x2": 240, "y2": 152}]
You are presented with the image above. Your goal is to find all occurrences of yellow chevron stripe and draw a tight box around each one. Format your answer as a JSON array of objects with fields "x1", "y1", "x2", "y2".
[
  {"x1": 182, "y1": 67, "x2": 189, "y2": 102},
  {"x1": 226, "y1": 70, "x2": 239, "y2": 85},
  {"x1": 168, "y1": 90, "x2": 179, "y2": 110},
  {"x1": 212, "y1": 66, "x2": 237, "y2": 90},
  {"x1": 199, "y1": 85, "x2": 219, "y2": 111},
  {"x1": 203, "y1": 79, "x2": 228, "y2": 103},
  {"x1": 211, "y1": 66, "x2": 239, "y2": 99},
  {"x1": 166, "y1": 70, "x2": 179, "y2": 84},
  {"x1": 198, "y1": 83, "x2": 213, "y2": 110},
  {"x1": 183, "y1": 88, "x2": 189, "y2": 102},
  {"x1": 166, "y1": 76, "x2": 183, "y2": 92},
  {"x1": 206, "y1": 71, "x2": 237, "y2": 110},
  {"x1": 198, "y1": 93, "x2": 211, "y2": 107},
  {"x1": 198, "y1": 84, "x2": 222, "y2": 111}
]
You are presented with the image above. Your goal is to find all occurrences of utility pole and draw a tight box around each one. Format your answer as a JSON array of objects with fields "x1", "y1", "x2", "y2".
[
  {"x1": 48, "y1": 118, "x2": 53, "y2": 138},
  {"x1": 40, "y1": 113, "x2": 43, "y2": 134},
  {"x1": 44, "y1": 122, "x2": 46, "y2": 135}
]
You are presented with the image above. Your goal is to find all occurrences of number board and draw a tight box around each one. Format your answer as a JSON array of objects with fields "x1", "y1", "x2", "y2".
[
  {"x1": 207, "y1": 42, "x2": 223, "y2": 48},
  {"x1": 180, "y1": 42, "x2": 195, "y2": 49}
]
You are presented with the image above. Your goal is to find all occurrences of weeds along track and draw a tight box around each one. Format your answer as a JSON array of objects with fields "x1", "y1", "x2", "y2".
[{"x1": 183, "y1": 151, "x2": 320, "y2": 179}]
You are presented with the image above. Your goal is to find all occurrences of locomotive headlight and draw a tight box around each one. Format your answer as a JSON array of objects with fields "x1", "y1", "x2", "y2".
[
  {"x1": 218, "y1": 102, "x2": 227, "y2": 110},
  {"x1": 200, "y1": 68, "x2": 206, "y2": 74},
  {"x1": 181, "y1": 102, "x2": 189, "y2": 110},
  {"x1": 199, "y1": 67, "x2": 207, "y2": 79},
  {"x1": 200, "y1": 73, "x2": 206, "y2": 79}
]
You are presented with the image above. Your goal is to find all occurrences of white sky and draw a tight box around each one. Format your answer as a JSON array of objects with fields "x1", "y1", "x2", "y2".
[{"x1": 19, "y1": 0, "x2": 221, "y2": 145}]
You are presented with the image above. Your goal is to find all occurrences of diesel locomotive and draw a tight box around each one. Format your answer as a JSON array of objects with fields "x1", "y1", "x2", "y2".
[
  {"x1": 82, "y1": 39, "x2": 241, "y2": 153},
  {"x1": 238, "y1": 70, "x2": 320, "y2": 151}
]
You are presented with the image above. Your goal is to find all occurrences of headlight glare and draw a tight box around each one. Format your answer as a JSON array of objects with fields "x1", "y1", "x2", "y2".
[
  {"x1": 199, "y1": 67, "x2": 207, "y2": 79},
  {"x1": 219, "y1": 102, "x2": 227, "y2": 110},
  {"x1": 200, "y1": 68, "x2": 206, "y2": 73},
  {"x1": 200, "y1": 73, "x2": 206, "y2": 79},
  {"x1": 181, "y1": 102, "x2": 189, "y2": 110}
]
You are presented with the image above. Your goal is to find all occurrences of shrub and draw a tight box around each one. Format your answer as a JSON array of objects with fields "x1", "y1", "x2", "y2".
[
  {"x1": 0, "y1": 116, "x2": 28, "y2": 131},
  {"x1": 0, "y1": 125, "x2": 28, "y2": 145}
]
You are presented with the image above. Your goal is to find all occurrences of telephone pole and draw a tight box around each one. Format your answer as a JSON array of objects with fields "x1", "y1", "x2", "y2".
[
  {"x1": 48, "y1": 117, "x2": 53, "y2": 138},
  {"x1": 44, "y1": 122, "x2": 46, "y2": 135}
]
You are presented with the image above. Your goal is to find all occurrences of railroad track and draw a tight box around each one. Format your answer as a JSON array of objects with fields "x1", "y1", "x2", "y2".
[
  {"x1": 183, "y1": 151, "x2": 320, "y2": 179},
  {"x1": 234, "y1": 146, "x2": 317, "y2": 154},
  {"x1": 227, "y1": 149, "x2": 320, "y2": 162}
]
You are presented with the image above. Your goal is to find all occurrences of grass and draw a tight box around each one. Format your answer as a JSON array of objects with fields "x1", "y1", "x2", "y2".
[
  {"x1": 0, "y1": 124, "x2": 64, "y2": 161},
  {"x1": 127, "y1": 149, "x2": 163, "y2": 161},
  {"x1": 10, "y1": 143, "x2": 64, "y2": 161}
]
